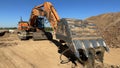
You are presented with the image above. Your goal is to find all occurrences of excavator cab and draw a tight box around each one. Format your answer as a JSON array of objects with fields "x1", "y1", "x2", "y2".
[
  {"x1": 18, "y1": 21, "x2": 29, "y2": 31},
  {"x1": 34, "y1": 16, "x2": 45, "y2": 29}
]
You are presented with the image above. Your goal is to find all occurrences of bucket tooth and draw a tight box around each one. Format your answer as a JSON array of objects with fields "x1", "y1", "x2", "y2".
[
  {"x1": 81, "y1": 41, "x2": 89, "y2": 57},
  {"x1": 96, "y1": 41, "x2": 100, "y2": 47},
  {"x1": 97, "y1": 39, "x2": 109, "y2": 52},
  {"x1": 102, "y1": 41, "x2": 109, "y2": 52}
]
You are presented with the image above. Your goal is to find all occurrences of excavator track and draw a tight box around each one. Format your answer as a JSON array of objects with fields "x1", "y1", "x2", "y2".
[
  {"x1": 32, "y1": 31, "x2": 53, "y2": 40},
  {"x1": 56, "y1": 18, "x2": 109, "y2": 68}
]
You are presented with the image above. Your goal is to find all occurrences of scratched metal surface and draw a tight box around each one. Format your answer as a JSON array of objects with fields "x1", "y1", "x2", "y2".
[{"x1": 56, "y1": 18, "x2": 109, "y2": 54}]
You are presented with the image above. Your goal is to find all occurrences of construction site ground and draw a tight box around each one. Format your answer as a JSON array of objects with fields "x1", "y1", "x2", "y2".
[{"x1": 0, "y1": 33, "x2": 120, "y2": 68}]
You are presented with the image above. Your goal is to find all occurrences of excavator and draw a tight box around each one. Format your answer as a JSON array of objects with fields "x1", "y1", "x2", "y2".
[{"x1": 17, "y1": 2, "x2": 109, "y2": 68}]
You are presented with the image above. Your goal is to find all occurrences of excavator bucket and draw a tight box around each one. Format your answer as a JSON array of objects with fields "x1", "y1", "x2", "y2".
[{"x1": 56, "y1": 18, "x2": 109, "y2": 68}]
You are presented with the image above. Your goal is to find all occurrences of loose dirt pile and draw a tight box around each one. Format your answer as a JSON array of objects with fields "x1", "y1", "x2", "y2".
[
  {"x1": 0, "y1": 33, "x2": 18, "y2": 48},
  {"x1": 86, "y1": 12, "x2": 120, "y2": 48}
]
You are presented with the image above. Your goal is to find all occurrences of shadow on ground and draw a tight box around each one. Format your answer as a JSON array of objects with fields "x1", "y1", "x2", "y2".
[{"x1": 51, "y1": 39, "x2": 78, "y2": 66}]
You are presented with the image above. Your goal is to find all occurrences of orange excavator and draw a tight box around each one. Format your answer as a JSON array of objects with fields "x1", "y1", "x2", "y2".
[
  {"x1": 18, "y1": 2, "x2": 60, "y2": 40},
  {"x1": 18, "y1": 2, "x2": 109, "y2": 68}
]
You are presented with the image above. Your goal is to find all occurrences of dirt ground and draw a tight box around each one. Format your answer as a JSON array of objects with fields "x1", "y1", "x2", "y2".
[{"x1": 0, "y1": 33, "x2": 120, "y2": 68}]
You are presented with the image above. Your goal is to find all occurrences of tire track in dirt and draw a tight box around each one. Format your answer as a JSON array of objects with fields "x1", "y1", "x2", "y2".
[
  {"x1": 1, "y1": 47, "x2": 37, "y2": 68},
  {"x1": 0, "y1": 49, "x2": 17, "y2": 68},
  {"x1": 9, "y1": 47, "x2": 37, "y2": 68}
]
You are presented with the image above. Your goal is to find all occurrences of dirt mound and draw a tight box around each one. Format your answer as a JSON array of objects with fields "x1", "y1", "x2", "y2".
[
  {"x1": 86, "y1": 12, "x2": 120, "y2": 48},
  {"x1": 0, "y1": 33, "x2": 18, "y2": 48},
  {"x1": 0, "y1": 42, "x2": 18, "y2": 48}
]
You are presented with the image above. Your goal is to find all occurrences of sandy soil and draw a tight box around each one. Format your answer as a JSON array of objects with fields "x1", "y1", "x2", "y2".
[
  {"x1": 0, "y1": 33, "x2": 120, "y2": 68},
  {"x1": 104, "y1": 48, "x2": 120, "y2": 65}
]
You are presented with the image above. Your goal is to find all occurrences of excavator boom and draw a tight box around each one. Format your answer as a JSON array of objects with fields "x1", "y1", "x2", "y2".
[{"x1": 29, "y1": 2, "x2": 60, "y2": 31}]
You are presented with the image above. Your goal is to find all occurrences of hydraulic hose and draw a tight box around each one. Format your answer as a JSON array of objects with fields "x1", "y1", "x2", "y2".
[{"x1": 60, "y1": 48, "x2": 71, "y2": 64}]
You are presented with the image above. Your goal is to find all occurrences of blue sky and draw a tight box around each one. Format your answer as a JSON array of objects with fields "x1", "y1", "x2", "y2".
[{"x1": 0, "y1": 0, "x2": 120, "y2": 27}]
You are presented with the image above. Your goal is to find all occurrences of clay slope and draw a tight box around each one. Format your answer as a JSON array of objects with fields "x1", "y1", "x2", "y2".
[{"x1": 86, "y1": 12, "x2": 120, "y2": 48}]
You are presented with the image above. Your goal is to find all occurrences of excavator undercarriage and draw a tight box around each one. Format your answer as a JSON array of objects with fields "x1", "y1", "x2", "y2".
[{"x1": 17, "y1": 16, "x2": 53, "y2": 40}]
